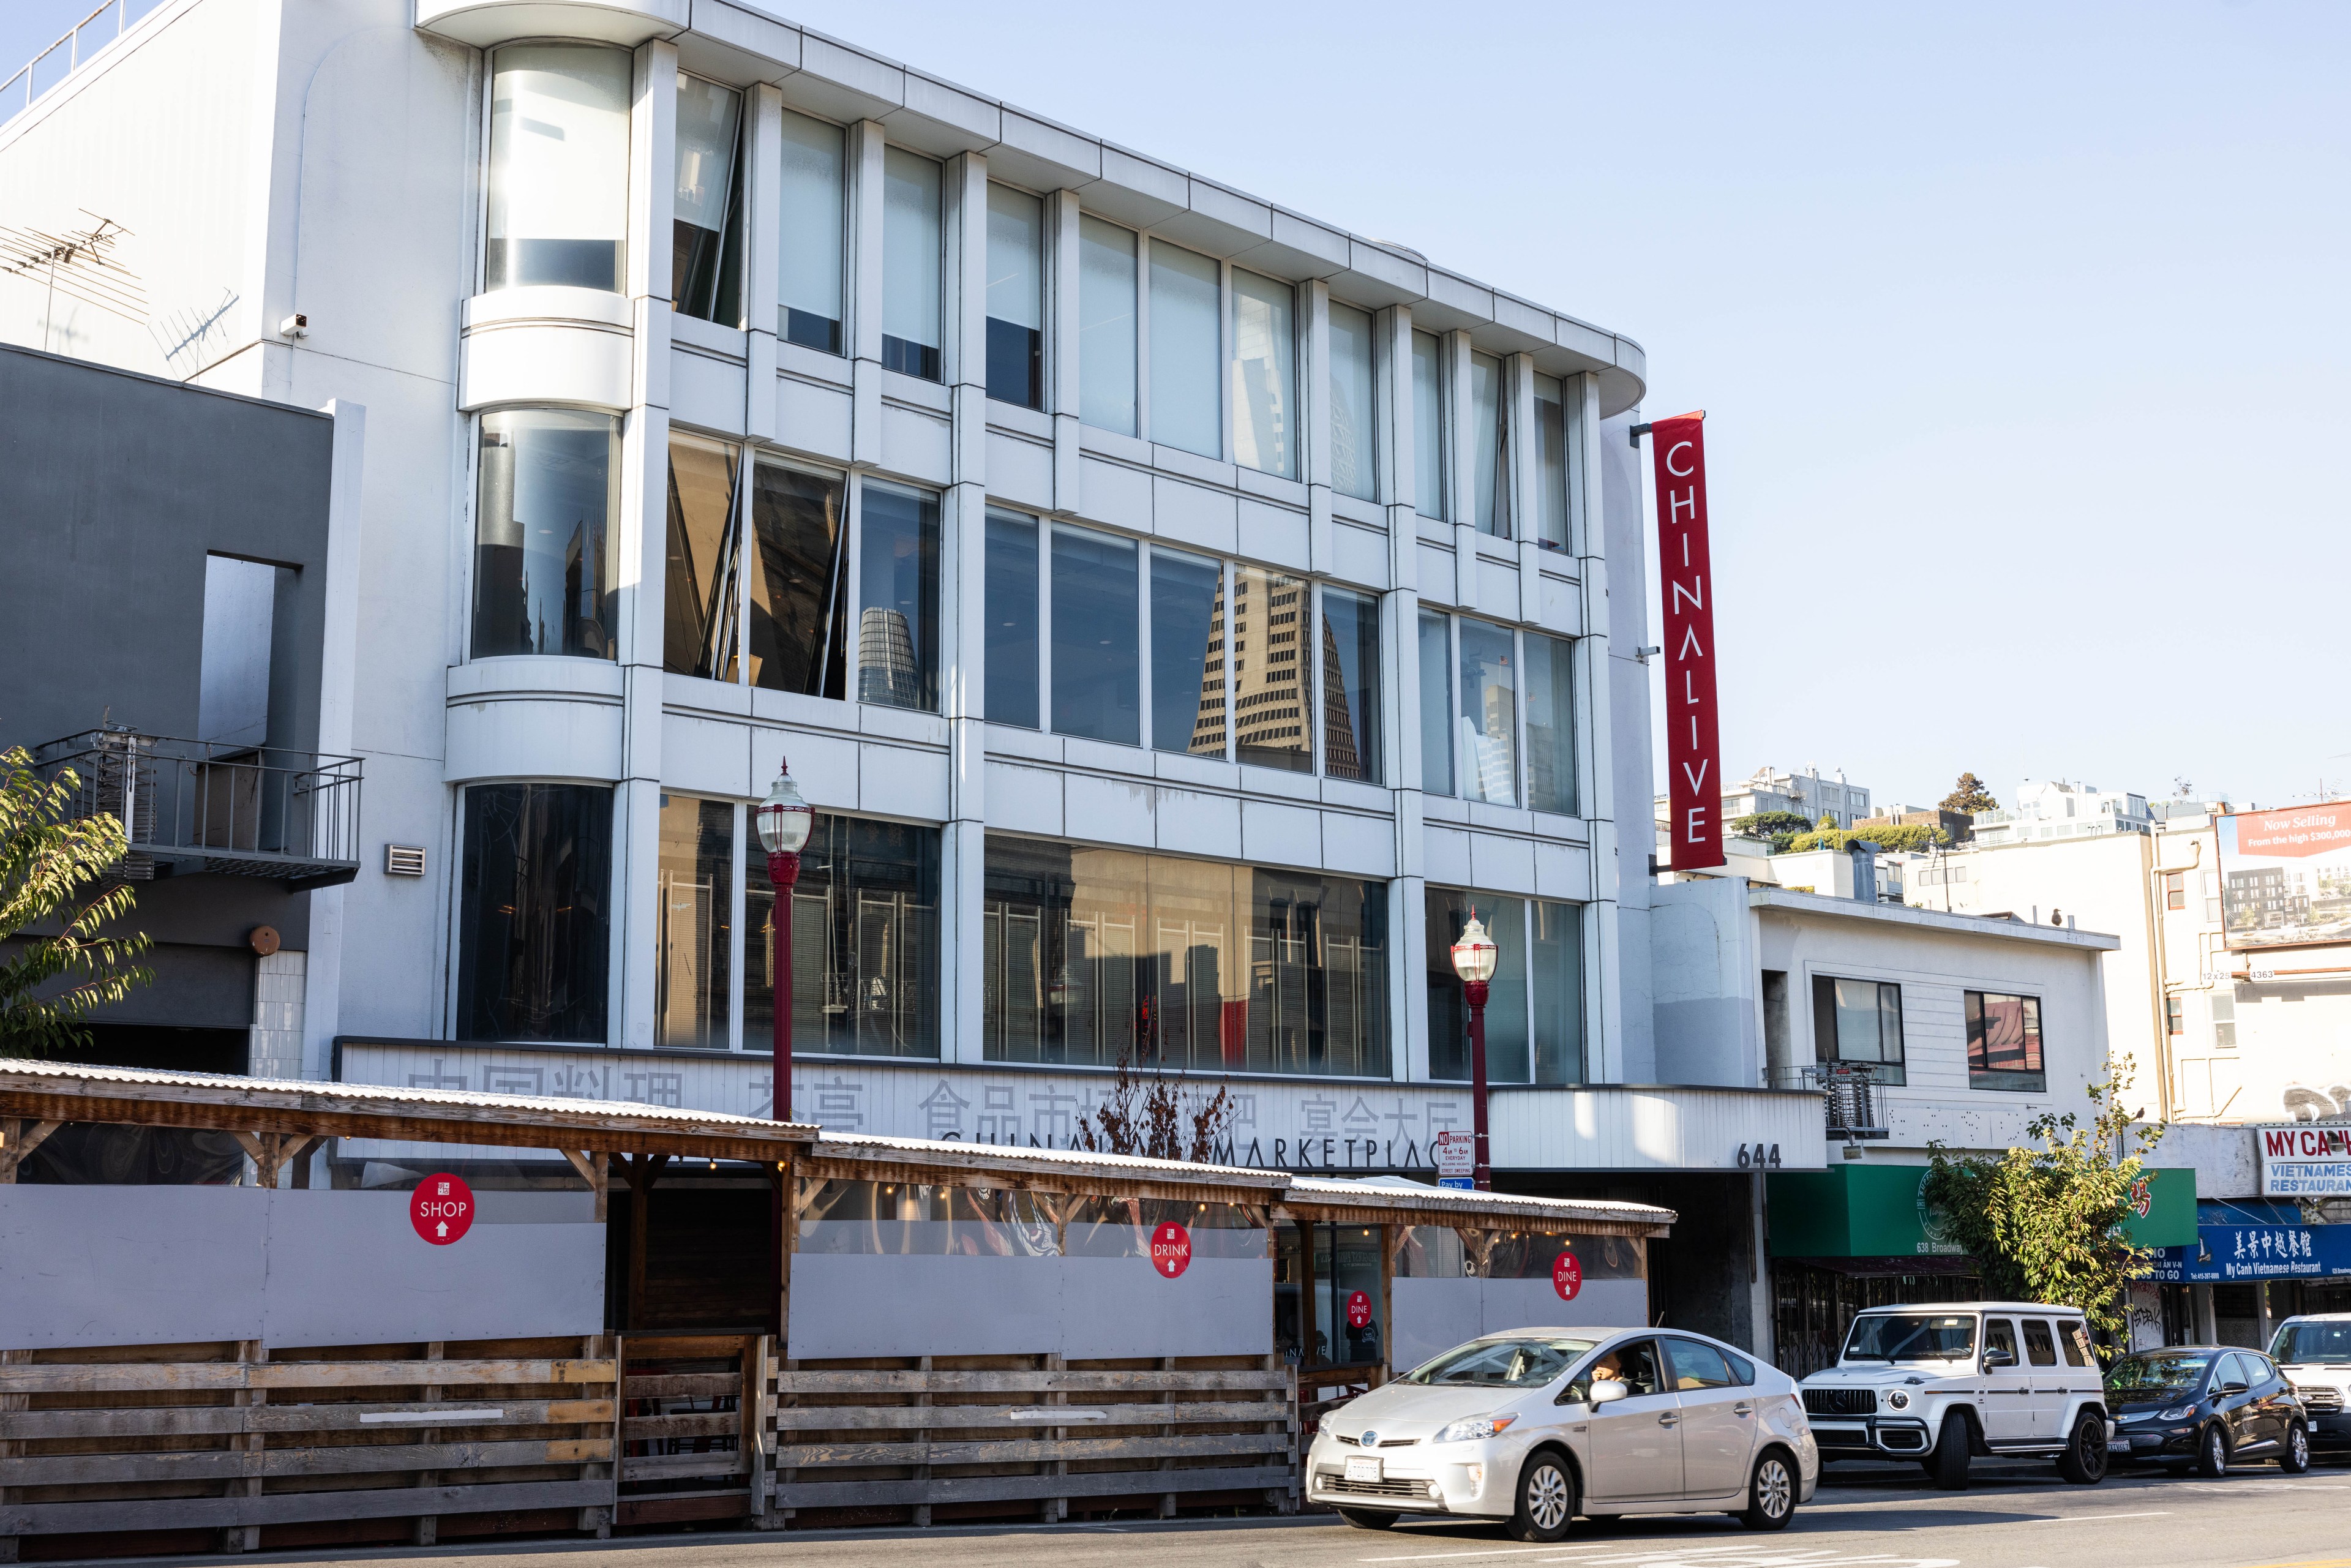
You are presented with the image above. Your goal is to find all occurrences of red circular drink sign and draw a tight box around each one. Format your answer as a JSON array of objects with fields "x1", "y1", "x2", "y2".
[
  {"x1": 1346, "y1": 1289, "x2": 1373, "y2": 1329},
  {"x1": 411, "y1": 1173, "x2": 475, "y2": 1246},
  {"x1": 1553, "y1": 1251, "x2": 1582, "y2": 1301},
  {"x1": 1150, "y1": 1221, "x2": 1192, "y2": 1278}
]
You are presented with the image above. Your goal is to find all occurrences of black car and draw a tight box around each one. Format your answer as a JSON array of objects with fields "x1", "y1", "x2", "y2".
[{"x1": 2105, "y1": 1346, "x2": 2310, "y2": 1476}]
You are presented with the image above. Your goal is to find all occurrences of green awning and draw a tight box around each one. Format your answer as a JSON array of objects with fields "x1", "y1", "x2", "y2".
[{"x1": 1768, "y1": 1163, "x2": 2196, "y2": 1258}]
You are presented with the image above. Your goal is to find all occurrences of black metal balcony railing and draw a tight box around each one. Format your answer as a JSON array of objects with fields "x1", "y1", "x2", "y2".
[
  {"x1": 34, "y1": 729, "x2": 362, "y2": 890},
  {"x1": 1768, "y1": 1062, "x2": 1891, "y2": 1141}
]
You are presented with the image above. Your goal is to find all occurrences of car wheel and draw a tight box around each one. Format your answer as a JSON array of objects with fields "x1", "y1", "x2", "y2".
[
  {"x1": 2056, "y1": 1410, "x2": 2110, "y2": 1484},
  {"x1": 1507, "y1": 1451, "x2": 1577, "y2": 1544},
  {"x1": 1930, "y1": 1410, "x2": 1972, "y2": 1490},
  {"x1": 1739, "y1": 1449, "x2": 1798, "y2": 1531},
  {"x1": 2196, "y1": 1424, "x2": 2229, "y2": 1479},
  {"x1": 1335, "y1": 1508, "x2": 1397, "y2": 1531},
  {"x1": 2282, "y1": 1421, "x2": 2312, "y2": 1475}
]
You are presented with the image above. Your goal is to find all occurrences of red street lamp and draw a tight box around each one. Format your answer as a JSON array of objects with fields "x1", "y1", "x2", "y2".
[
  {"x1": 1449, "y1": 912, "x2": 1499, "y2": 1190},
  {"x1": 755, "y1": 765, "x2": 814, "y2": 1120}
]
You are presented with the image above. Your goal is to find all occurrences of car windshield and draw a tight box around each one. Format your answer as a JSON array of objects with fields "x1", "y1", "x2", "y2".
[
  {"x1": 2106, "y1": 1352, "x2": 2211, "y2": 1398},
  {"x1": 2273, "y1": 1322, "x2": 2351, "y2": 1365},
  {"x1": 1842, "y1": 1313, "x2": 1976, "y2": 1362},
  {"x1": 1404, "y1": 1338, "x2": 1597, "y2": 1387}
]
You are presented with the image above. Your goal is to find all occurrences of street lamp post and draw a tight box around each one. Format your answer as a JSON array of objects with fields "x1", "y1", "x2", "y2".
[
  {"x1": 754, "y1": 764, "x2": 815, "y2": 1120},
  {"x1": 1449, "y1": 913, "x2": 1499, "y2": 1191}
]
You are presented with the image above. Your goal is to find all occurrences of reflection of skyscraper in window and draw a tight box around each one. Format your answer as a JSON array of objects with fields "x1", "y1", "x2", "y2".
[
  {"x1": 1320, "y1": 612, "x2": 1359, "y2": 779},
  {"x1": 858, "y1": 607, "x2": 919, "y2": 707},
  {"x1": 1231, "y1": 568, "x2": 1311, "y2": 770},
  {"x1": 1189, "y1": 571, "x2": 1228, "y2": 756}
]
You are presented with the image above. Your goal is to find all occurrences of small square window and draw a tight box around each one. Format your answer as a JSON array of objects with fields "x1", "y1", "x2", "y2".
[{"x1": 1966, "y1": 990, "x2": 2045, "y2": 1092}]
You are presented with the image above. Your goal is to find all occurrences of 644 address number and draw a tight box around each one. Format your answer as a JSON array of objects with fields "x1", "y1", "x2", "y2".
[{"x1": 1736, "y1": 1143, "x2": 1782, "y2": 1170}]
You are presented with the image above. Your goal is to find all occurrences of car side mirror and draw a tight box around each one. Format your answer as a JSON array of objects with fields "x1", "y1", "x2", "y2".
[
  {"x1": 1589, "y1": 1379, "x2": 1630, "y2": 1406},
  {"x1": 2221, "y1": 1380, "x2": 2248, "y2": 1396},
  {"x1": 1982, "y1": 1348, "x2": 2016, "y2": 1369}
]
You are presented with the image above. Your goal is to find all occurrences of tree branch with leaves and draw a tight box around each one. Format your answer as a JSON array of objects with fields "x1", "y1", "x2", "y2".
[
  {"x1": 0, "y1": 744, "x2": 152, "y2": 1059},
  {"x1": 1922, "y1": 1054, "x2": 2164, "y2": 1345},
  {"x1": 1074, "y1": 1052, "x2": 1237, "y2": 1164}
]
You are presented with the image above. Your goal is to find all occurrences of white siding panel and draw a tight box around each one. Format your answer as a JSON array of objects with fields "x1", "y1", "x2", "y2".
[
  {"x1": 670, "y1": 347, "x2": 748, "y2": 437},
  {"x1": 860, "y1": 740, "x2": 951, "y2": 821},
  {"x1": 1079, "y1": 456, "x2": 1153, "y2": 533},
  {"x1": 1064, "y1": 770, "x2": 1155, "y2": 846},
  {"x1": 879, "y1": 402, "x2": 953, "y2": 485},
  {"x1": 1155, "y1": 787, "x2": 1242, "y2": 858},
  {"x1": 1153, "y1": 476, "x2": 1239, "y2": 555},
  {"x1": 986, "y1": 430, "x2": 1054, "y2": 511},
  {"x1": 986, "y1": 760, "x2": 1065, "y2": 835},
  {"x1": 776, "y1": 374, "x2": 855, "y2": 462}
]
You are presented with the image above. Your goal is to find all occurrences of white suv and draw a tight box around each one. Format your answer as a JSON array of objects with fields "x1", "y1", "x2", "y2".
[
  {"x1": 1798, "y1": 1302, "x2": 2111, "y2": 1489},
  {"x1": 2269, "y1": 1313, "x2": 2351, "y2": 1455}
]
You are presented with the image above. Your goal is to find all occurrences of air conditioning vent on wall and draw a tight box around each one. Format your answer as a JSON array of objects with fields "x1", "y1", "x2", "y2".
[{"x1": 384, "y1": 844, "x2": 426, "y2": 877}]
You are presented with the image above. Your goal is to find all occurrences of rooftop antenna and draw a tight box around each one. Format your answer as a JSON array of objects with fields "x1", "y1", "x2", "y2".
[{"x1": 0, "y1": 210, "x2": 144, "y2": 351}]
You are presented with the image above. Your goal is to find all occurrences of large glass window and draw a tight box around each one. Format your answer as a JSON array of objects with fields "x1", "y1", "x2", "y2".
[
  {"x1": 485, "y1": 43, "x2": 629, "y2": 291},
  {"x1": 776, "y1": 110, "x2": 845, "y2": 353},
  {"x1": 471, "y1": 410, "x2": 619, "y2": 661},
  {"x1": 1966, "y1": 991, "x2": 2045, "y2": 1092},
  {"x1": 1457, "y1": 618, "x2": 1518, "y2": 806},
  {"x1": 1411, "y1": 328, "x2": 1447, "y2": 520},
  {"x1": 1327, "y1": 300, "x2": 1378, "y2": 502},
  {"x1": 664, "y1": 435, "x2": 741, "y2": 680},
  {"x1": 881, "y1": 147, "x2": 942, "y2": 380},
  {"x1": 1230, "y1": 268, "x2": 1295, "y2": 479},
  {"x1": 1150, "y1": 239, "x2": 1221, "y2": 458},
  {"x1": 1078, "y1": 216, "x2": 1138, "y2": 436},
  {"x1": 1471, "y1": 351, "x2": 1509, "y2": 537},
  {"x1": 1231, "y1": 566, "x2": 1311, "y2": 773},
  {"x1": 1534, "y1": 372, "x2": 1570, "y2": 550},
  {"x1": 982, "y1": 836, "x2": 1389, "y2": 1076},
  {"x1": 672, "y1": 74, "x2": 744, "y2": 325},
  {"x1": 1050, "y1": 525, "x2": 1140, "y2": 745},
  {"x1": 749, "y1": 812, "x2": 939, "y2": 1059},
  {"x1": 986, "y1": 182, "x2": 1044, "y2": 408},
  {"x1": 655, "y1": 793, "x2": 733, "y2": 1050},
  {"x1": 858, "y1": 481, "x2": 940, "y2": 711},
  {"x1": 1813, "y1": 975, "x2": 1906, "y2": 1085},
  {"x1": 1417, "y1": 610, "x2": 1453, "y2": 795},
  {"x1": 1427, "y1": 889, "x2": 1529, "y2": 1081},
  {"x1": 984, "y1": 510, "x2": 1040, "y2": 729},
  {"x1": 1524, "y1": 632, "x2": 1576, "y2": 816},
  {"x1": 457, "y1": 783, "x2": 612, "y2": 1043},
  {"x1": 1531, "y1": 899, "x2": 1585, "y2": 1084},
  {"x1": 1319, "y1": 588, "x2": 1380, "y2": 784},
  {"x1": 1151, "y1": 549, "x2": 1223, "y2": 756},
  {"x1": 746, "y1": 460, "x2": 847, "y2": 698}
]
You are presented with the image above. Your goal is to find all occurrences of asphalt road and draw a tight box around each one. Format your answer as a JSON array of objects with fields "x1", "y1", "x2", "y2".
[{"x1": 151, "y1": 1458, "x2": 2351, "y2": 1568}]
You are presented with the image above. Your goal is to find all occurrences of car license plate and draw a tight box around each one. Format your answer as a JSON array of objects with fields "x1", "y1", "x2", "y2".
[{"x1": 1345, "y1": 1455, "x2": 1382, "y2": 1483}]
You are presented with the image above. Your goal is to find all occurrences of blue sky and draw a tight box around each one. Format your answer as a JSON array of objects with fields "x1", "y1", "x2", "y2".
[{"x1": 7, "y1": 1, "x2": 2345, "y2": 812}]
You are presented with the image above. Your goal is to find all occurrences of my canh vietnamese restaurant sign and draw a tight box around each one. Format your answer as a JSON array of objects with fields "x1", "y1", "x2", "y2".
[{"x1": 2260, "y1": 1124, "x2": 2351, "y2": 1198}]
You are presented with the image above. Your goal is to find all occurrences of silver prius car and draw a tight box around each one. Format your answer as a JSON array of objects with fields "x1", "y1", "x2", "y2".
[{"x1": 1305, "y1": 1327, "x2": 1817, "y2": 1542}]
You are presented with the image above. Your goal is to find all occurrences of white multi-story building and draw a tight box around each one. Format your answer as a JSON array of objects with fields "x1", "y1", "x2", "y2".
[
  {"x1": 1, "y1": 0, "x2": 1853, "y2": 1343},
  {"x1": 1969, "y1": 778, "x2": 2154, "y2": 847},
  {"x1": 1660, "y1": 763, "x2": 1873, "y2": 839}
]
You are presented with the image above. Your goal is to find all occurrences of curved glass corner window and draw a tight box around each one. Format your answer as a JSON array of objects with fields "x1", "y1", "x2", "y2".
[
  {"x1": 673, "y1": 73, "x2": 745, "y2": 326},
  {"x1": 1327, "y1": 301, "x2": 1378, "y2": 502},
  {"x1": 457, "y1": 782, "x2": 613, "y2": 1043},
  {"x1": 986, "y1": 182, "x2": 1044, "y2": 408},
  {"x1": 1411, "y1": 328, "x2": 1448, "y2": 519},
  {"x1": 881, "y1": 146, "x2": 943, "y2": 380},
  {"x1": 1319, "y1": 587, "x2": 1381, "y2": 784},
  {"x1": 1457, "y1": 618, "x2": 1518, "y2": 806},
  {"x1": 857, "y1": 481, "x2": 940, "y2": 711},
  {"x1": 778, "y1": 110, "x2": 846, "y2": 353},
  {"x1": 1231, "y1": 268, "x2": 1295, "y2": 479},
  {"x1": 471, "y1": 410, "x2": 620, "y2": 660},
  {"x1": 486, "y1": 43, "x2": 630, "y2": 292},
  {"x1": 1150, "y1": 239, "x2": 1221, "y2": 459},
  {"x1": 1078, "y1": 216, "x2": 1138, "y2": 436}
]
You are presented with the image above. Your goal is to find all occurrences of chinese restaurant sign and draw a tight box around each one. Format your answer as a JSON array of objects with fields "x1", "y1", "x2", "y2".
[{"x1": 1648, "y1": 412, "x2": 1721, "y2": 870}]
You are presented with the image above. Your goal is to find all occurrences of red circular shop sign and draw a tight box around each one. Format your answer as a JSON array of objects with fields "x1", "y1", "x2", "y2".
[
  {"x1": 1346, "y1": 1289, "x2": 1373, "y2": 1329},
  {"x1": 1553, "y1": 1252, "x2": 1582, "y2": 1301},
  {"x1": 1150, "y1": 1221, "x2": 1192, "y2": 1278},
  {"x1": 411, "y1": 1173, "x2": 475, "y2": 1246}
]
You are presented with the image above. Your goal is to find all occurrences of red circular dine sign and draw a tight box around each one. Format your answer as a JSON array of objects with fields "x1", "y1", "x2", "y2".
[
  {"x1": 1553, "y1": 1251, "x2": 1583, "y2": 1301},
  {"x1": 1150, "y1": 1221, "x2": 1192, "y2": 1278},
  {"x1": 1346, "y1": 1289, "x2": 1373, "y2": 1329},
  {"x1": 411, "y1": 1173, "x2": 475, "y2": 1246}
]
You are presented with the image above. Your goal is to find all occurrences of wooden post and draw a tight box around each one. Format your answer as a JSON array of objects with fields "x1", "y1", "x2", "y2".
[
  {"x1": 224, "y1": 1340, "x2": 264, "y2": 1552},
  {"x1": 411, "y1": 1340, "x2": 444, "y2": 1545},
  {"x1": 1040, "y1": 1351, "x2": 1065, "y2": 1523},
  {"x1": 0, "y1": 1120, "x2": 61, "y2": 1184},
  {"x1": 582, "y1": 1333, "x2": 614, "y2": 1539},
  {"x1": 0, "y1": 1346, "x2": 28, "y2": 1562},
  {"x1": 1262, "y1": 1350, "x2": 1294, "y2": 1514},
  {"x1": 561, "y1": 1149, "x2": 607, "y2": 1223},
  {"x1": 1156, "y1": 1355, "x2": 1177, "y2": 1518},
  {"x1": 910, "y1": 1354, "x2": 933, "y2": 1527},
  {"x1": 745, "y1": 1334, "x2": 773, "y2": 1521},
  {"x1": 622, "y1": 1153, "x2": 669, "y2": 1329}
]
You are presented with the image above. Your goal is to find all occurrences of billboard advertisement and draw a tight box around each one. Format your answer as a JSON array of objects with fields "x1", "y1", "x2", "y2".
[
  {"x1": 2217, "y1": 802, "x2": 2351, "y2": 951},
  {"x1": 2259, "y1": 1124, "x2": 2351, "y2": 1197}
]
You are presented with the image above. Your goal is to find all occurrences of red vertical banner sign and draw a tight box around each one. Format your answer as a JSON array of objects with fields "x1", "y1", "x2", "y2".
[{"x1": 1649, "y1": 413, "x2": 1721, "y2": 870}]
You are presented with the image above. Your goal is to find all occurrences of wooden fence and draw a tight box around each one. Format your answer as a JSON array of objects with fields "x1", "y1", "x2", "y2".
[
  {"x1": 763, "y1": 1352, "x2": 1297, "y2": 1528},
  {"x1": 0, "y1": 1338, "x2": 617, "y2": 1556},
  {"x1": 617, "y1": 1334, "x2": 765, "y2": 1529}
]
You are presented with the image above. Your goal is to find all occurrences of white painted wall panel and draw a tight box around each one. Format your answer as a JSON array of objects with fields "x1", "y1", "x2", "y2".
[
  {"x1": 788, "y1": 1255, "x2": 1270, "y2": 1357},
  {"x1": 444, "y1": 696, "x2": 624, "y2": 782},
  {"x1": 670, "y1": 347, "x2": 749, "y2": 437},
  {"x1": 879, "y1": 402, "x2": 953, "y2": 485},
  {"x1": 776, "y1": 375, "x2": 855, "y2": 461},
  {"x1": 1153, "y1": 476, "x2": 1239, "y2": 555},
  {"x1": 986, "y1": 431, "x2": 1054, "y2": 511},
  {"x1": 1330, "y1": 522, "x2": 1390, "y2": 591},
  {"x1": 1238, "y1": 498, "x2": 1307, "y2": 571},
  {"x1": 1079, "y1": 457, "x2": 1152, "y2": 533}
]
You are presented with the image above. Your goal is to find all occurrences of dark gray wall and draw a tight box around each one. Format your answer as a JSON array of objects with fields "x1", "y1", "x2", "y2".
[{"x1": 0, "y1": 343, "x2": 337, "y2": 961}]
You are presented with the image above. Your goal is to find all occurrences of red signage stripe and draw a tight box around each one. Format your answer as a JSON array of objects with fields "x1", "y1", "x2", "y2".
[{"x1": 1649, "y1": 413, "x2": 1721, "y2": 871}]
